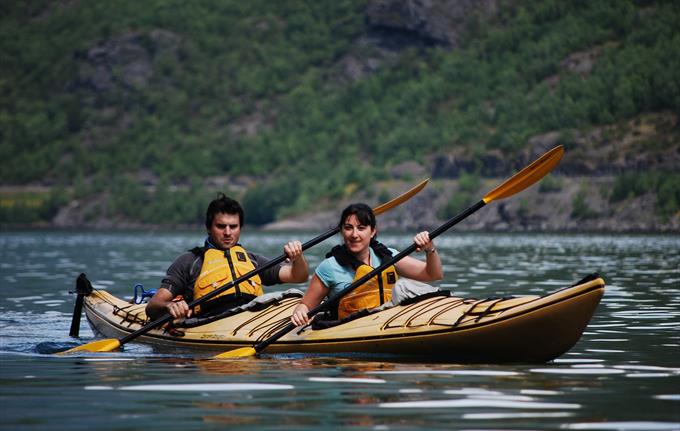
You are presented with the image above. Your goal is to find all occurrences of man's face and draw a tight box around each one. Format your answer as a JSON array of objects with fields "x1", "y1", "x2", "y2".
[{"x1": 208, "y1": 212, "x2": 241, "y2": 250}]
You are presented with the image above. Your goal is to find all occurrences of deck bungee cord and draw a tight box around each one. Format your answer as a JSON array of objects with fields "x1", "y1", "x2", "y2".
[{"x1": 80, "y1": 273, "x2": 605, "y2": 362}]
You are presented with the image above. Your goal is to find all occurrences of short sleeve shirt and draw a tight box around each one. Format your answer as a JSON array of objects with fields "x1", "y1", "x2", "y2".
[
  {"x1": 315, "y1": 246, "x2": 398, "y2": 298},
  {"x1": 160, "y1": 249, "x2": 282, "y2": 301}
]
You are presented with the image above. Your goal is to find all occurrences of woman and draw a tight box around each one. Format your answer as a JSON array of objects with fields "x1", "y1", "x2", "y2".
[{"x1": 291, "y1": 203, "x2": 443, "y2": 326}]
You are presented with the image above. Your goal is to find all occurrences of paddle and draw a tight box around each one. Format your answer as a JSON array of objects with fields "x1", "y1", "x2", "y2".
[
  {"x1": 68, "y1": 273, "x2": 94, "y2": 337},
  {"x1": 59, "y1": 179, "x2": 429, "y2": 354},
  {"x1": 215, "y1": 145, "x2": 564, "y2": 359}
]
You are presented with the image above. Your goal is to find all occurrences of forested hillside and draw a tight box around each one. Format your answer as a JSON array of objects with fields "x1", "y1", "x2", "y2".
[{"x1": 1, "y1": 0, "x2": 679, "y2": 231}]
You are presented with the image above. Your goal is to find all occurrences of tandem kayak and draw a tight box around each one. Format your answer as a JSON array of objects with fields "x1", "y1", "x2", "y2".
[{"x1": 81, "y1": 274, "x2": 605, "y2": 363}]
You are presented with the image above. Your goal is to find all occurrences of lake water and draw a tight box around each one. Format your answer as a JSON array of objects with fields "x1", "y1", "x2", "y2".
[{"x1": 1, "y1": 230, "x2": 679, "y2": 430}]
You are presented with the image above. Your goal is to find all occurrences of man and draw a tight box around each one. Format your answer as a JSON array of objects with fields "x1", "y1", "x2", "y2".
[{"x1": 146, "y1": 193, "x2": 308, "y2": 320}]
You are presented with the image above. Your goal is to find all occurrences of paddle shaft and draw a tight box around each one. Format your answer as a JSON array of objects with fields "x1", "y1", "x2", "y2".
[
  {"x1": 118, "y1": 226, "x2": 340, "y2": 345},
  {"x1": 69, "y1": 294, "x2": 85, "y2": 337},
  {"x1": 252, "y1": 200, "x2": 487, "y2": 353}
]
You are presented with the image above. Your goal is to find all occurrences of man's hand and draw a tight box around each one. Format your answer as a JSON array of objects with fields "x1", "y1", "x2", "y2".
[
  {"x1": 283, "y1": 240, "x2": 303, "y2": 262},
  {"x1": 165, "y1": 299, "x2": 192, "y2": 319},
  {"x1": 279, "y1": 240, "x2": 309, "y2": 284},
  {"x1": 146, "y1": 287, "x2": 192, "y2": 320}
]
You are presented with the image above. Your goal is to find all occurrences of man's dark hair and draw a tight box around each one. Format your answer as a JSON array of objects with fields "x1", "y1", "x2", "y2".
[
  {"x1": 206, "y1": 193, "x2": 244, "y2": 229},
  {"x1": 337, "y1": 203, "x2": 376, "y2": 230}
]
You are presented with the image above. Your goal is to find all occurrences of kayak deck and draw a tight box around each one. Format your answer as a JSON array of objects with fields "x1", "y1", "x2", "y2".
[{"x1": 82, "y1": 276, "x2": 605, "y2": 362}]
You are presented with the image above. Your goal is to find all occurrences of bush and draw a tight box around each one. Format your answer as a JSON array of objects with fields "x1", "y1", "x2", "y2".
[
  {"x1": 241, "y1": 177, "x2": 300, "y2": 226},
  {"x1": 539, "y1": 175, "x2": 564, "y2": 193},
  {"x1": 437, "y1": 192, "x2": 473, "y2": 220},
  {"x1": 0, "y1": 191, "x2": 58, "y2": 224},
  {"x1": 657, "y1": 175, "x2": 680, "y2": 218},
  {"x1": 571, "y1": 187, "x2": 598, "y2": 220},
  {"x1": 458, "y1": 172, "x2": 481, "y2": 193},
  {"x1": 610, "y1": 171, "x2": 680, "y2": 217},
  {"x1": 3, "y1": 0, "x2": 679, "y2": 224},
  {"x1": 437, "y1": 173, "x2": 481, "y2": 219}
]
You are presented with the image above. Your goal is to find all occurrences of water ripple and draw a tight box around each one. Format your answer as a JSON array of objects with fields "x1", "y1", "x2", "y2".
[
  {"x1": 1, "y1": 231, "x2": 679, "y2": 430},
  {"x1": 308, "y1": 377, "x2": 386, "y2": 384},
  {"x1": 562, "y1": 421, "x2": 680, "y2": 430},
  {"x1": 88, "y1": 383, "x2": 295, "y2": 392},
  {"x1": 380, "y1": 398, "x2": 581, "y2": 409},
  {"x1": 371, "y1": 370, "x2": 520, "y2": 376}
]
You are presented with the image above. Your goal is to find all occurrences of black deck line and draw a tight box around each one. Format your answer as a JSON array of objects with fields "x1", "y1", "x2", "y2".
[{"x1": 84, "y1": 280, "x2": 605, "y2": 348}]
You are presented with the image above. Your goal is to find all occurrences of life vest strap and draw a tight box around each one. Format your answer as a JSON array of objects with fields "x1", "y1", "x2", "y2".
[{"x1": 193, "y1": 245, "x2": 263, "y2": 315}]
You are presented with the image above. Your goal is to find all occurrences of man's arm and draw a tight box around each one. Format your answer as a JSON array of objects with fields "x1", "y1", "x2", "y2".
[
  {"x1": 145, "y1": 252, "x2": 197, "y2": 320},
  {"x1": 278, "y1": 240, "x2": 309, "y2": 283},
  {"x1": 145, "y1": 287, "x2": 192, "y2": 320}
]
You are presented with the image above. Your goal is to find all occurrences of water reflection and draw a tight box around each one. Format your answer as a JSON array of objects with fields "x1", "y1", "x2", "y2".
[
  {"x1": 380, "y1": 398, "x2": 581, "y2": 409},
  {"x1": 1, "y1": 231, "x2": 679, "y2": 430}
]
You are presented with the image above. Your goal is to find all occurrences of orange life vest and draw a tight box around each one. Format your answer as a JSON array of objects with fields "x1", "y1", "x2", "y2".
[
  {"x1": 193, "y1": 246, "x2": 263, "y2": 314},
  {"x1": 337, "y1": 263, "x2": 397, "y2": 319},
  {"x1": 329, "y1": 241, "x2": 398, "y2": 319}
]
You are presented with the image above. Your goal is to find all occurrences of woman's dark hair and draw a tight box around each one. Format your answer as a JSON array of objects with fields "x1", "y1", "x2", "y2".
[
  {"x1": 205, "y1": 193, "x2": 244, "y2": 229},
  {"x1": 337, "y1": 203, "x2": 376, "y2": 230}
]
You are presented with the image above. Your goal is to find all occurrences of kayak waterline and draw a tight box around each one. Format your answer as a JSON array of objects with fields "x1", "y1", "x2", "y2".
[{"x1": 77, "y1": 274, "x2": 604, "y2": 363}]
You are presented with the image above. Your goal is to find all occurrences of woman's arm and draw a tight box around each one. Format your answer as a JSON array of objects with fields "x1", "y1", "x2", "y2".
[
  {"x1": 291, "y1": 274, "x2": 329, "y2": 326},
  {"x1": 395, "y1": 231, "x2": 443, "y2": 282}
]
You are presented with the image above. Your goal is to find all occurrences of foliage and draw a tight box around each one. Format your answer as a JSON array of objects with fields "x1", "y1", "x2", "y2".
[
  {"x1": 0, "y1": 189, "x2": 67, "y2": 224},
  {"x1": 437, "y1": 173, "x2": 481, "y2": 219},
  {"x1": 571, "y1": 187, "x2": 598, "y2": 220},
  {"x1": 539, "y1": 175, "x2": 564, "y2": 193},
  {"x1": 611, "y1": 171, "x2": 680, "y2": 218},
  {"x1": 1, "y1": 0, "x2": 679, "y2": 225},
  {"x1": 108, "y1": 177, "x2": 212, "y2": 225},
  {"x1": 241, "y1": 178, "x2": 299, "y2": 226}
]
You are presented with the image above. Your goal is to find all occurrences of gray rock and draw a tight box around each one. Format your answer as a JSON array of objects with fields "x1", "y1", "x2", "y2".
[{"x1": 365, "y1": 0, "x2": 500, "y2": 47}]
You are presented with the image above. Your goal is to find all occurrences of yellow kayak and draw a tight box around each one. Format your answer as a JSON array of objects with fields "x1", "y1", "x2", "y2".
[{"x1": 82, "y1": 274, "x2": 605, "y2": 362}]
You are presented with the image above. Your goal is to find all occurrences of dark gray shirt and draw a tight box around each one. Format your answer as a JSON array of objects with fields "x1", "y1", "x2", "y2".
[{"x1": 160, "y1": 249, "x2": 282, "y2": 302}]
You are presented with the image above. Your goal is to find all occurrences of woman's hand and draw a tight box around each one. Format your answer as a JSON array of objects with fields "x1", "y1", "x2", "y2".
[
  {"x1": 291, "y1": 303, "x2": 311, "y2": 326},
  {"x1": 413, "y1": 231, "x2": 435, "y2": 254},
  {"x1": 290, "y1": 274, "x2": 328, "y2": 326}
]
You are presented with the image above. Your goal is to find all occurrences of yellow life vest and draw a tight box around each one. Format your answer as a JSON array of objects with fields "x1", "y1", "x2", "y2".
[
  {"x1": 336, "y1": 261, "x2": 398, "y2": 320},
  {"x1": 193, "y1": 246, "x2": 263, "y2": 314}
]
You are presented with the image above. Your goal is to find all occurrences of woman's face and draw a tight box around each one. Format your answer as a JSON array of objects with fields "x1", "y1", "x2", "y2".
[{"x1": 341, "y1": 214, "x2": 375, "y2": 255}]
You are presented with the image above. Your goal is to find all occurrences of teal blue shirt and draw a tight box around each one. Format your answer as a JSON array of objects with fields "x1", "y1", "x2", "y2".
[{"x1": 315, "y1": 246, "x2": 398, "y2": 298}]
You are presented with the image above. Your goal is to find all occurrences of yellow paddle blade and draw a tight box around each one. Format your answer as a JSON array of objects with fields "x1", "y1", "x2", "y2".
[
  {"x1": 59, "y1": 338, "x2": 122, "y2": 354},
  {"x1": 483, "y1": 145, "x2": 564, "y2": 204},
  {"x1": 373, "y1": 178, "x2": 429, "y2": 216},
  {"x1": 213, "y1": 347, "x2": 257, "y2": 359}
]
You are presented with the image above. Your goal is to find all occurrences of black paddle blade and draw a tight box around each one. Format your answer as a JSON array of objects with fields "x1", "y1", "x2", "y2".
[
  {"x1": 35, "y1": 341, "x2": 83, "y2": 354},
  {"x1": 75, "y1": 273, "x2": 94, "y2": 295},
  {"x1": 69, "y1": 273, "x2": 93, "y2": 337}
]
